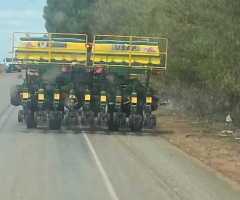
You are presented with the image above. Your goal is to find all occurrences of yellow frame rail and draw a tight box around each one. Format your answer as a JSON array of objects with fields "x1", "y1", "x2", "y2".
[
  {"x1": 92, "y1": 35, "x2": 168, "y2": 70},
  {"x1": 11, "y1": 32, "x2": 88, "y2": 65}
]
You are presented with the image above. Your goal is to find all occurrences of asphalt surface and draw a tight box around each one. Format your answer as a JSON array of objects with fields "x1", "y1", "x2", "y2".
[{"x1": 0, "y1": 71, "x2": 240, "y2": 200}]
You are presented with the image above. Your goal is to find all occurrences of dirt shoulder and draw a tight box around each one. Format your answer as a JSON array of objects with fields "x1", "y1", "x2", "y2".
[{"x1": 155, "y1": 108, "x2": 240, "y2": 186}]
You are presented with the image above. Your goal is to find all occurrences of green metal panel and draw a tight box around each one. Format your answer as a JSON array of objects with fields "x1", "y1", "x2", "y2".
[{"x1": 108, "y1": 67, "x2": 145, "y2": 75}]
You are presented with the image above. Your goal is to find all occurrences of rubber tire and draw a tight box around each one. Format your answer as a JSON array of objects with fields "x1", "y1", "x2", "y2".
[
  {"x1": 96, "y1": 117, "x2": 101, "y2": 126},
  {"x1": 81, "y1": 113, "x2": 86, "y2": 125},
  {"x1": 130, "y1": 106, "x2": 143, "y2": 133},
  {"x1": 26, "y1": 112, "x2": 37, "y2": 129},
  {"x1": 107, "y1": 106, "x2": 120, "y2": 132},
  {"x1": 130, "y1": 116, "x2": 143, "y2": 132},
  {"x1": 49, "y1": 119, "x2": 61, "y2": 130},
  {"x1": 49, "y1": 112, "x2": 61, "y2": 130},
  {"x1": 74, "y1": 115, "x2": 79, "y2": 125},
  {"x1": 89, "y1": 112, "x2": 95, "y2": 125},
  {"x1": 152, "y1": 116, "x2": 156, "y2": 127},
  {"x1": 18, "y1": 111, "x2": 22, "y2": 122}
]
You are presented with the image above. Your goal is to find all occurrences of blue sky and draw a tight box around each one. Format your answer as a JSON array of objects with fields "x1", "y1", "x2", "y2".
[{"x1": 0, "y1": 0, "x2": 46, "y2": 61}]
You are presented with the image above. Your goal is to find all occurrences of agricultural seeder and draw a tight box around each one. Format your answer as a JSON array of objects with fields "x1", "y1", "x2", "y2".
[{"x1": 10, "y1": 32, "x2": 168, "y2": 132}]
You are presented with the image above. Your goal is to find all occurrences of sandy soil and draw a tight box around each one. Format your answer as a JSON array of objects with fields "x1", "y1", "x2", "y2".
[{"x1": 155, "y1": 109, "x2": 240, "y2": 185}]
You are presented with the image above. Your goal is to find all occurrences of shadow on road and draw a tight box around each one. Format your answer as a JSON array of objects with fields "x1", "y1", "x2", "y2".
[{"x1": 19, "y1": 122, "x2": 165, "y2": 137}]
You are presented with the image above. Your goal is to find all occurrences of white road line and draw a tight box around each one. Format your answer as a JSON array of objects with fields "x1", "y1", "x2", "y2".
[{"x1": 83, "y1": 132, "x2": 119, "y2": 200}]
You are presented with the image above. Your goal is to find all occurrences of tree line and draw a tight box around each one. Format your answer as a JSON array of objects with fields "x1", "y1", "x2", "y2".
[{"x1": 43, "y1": 0, "x2": 240, "y2": 122}]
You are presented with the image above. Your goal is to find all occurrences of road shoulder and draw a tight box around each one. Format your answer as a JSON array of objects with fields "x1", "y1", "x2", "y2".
[{"x1": 155, "y1": 109, "x2": 240, "y2": 187}]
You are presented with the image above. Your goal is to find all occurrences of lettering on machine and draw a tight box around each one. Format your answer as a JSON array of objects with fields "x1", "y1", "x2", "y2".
[{"x1": 111, "y1": 45, "x2": 140, "y2": 51}]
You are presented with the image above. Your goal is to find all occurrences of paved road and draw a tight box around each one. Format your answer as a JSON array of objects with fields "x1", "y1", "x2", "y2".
[{"x1": 0, "y1": 72, "x2": 240, "y2": 200}]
